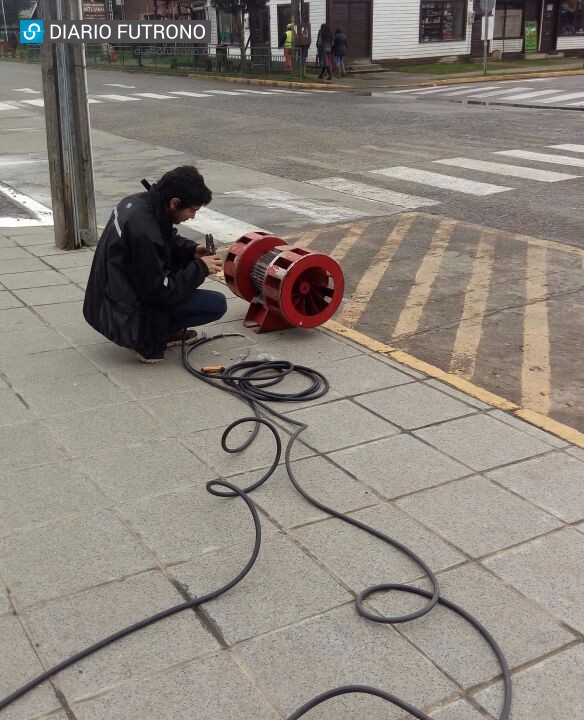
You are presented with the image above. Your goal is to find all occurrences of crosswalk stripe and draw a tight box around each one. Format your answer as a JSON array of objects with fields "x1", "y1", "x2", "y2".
[
  {"x1": 466, "y1": 87, "x2": 531, "y2": 98},
  {"x1": 445, "y1": 85, "x2": 498, "y2": 96},
  {"x1": 87, "y1": 98, "x2": 102, "y2": 104},
  {"x1": 231, "y1": 89, "x2": 274, "y2": 95},
  {"x1": 371, "y1": 166, "x2": 513, "y2": 196},
  {"x1": 535, "y1": 91, "x2": 584, "y2": 103},
  {"x1": 393, "y1": 218, "x2": 456, "y2": 338},
  {"x1": 0, "y1": 102, "x2": 18, "y2": 110},
  {"x1": 306, "y1": 176, "x2": 439, "y2": 209},
  {"x1": 265, "y1": 88, "x2": 309, "y2": 94},
  {"x1": 183, "y1": 208, "x2": 267, "y2": 245},
  {"x1": 549, "y1": 144, "x2": 584, "y2": 153},
  {"x1": 496, "y1": 149, "x2": 584, "y2": 168},
  {"x1": 204, "y1": 89, "x2": 245, "y2": 96},
  {"x1": 133, "y1": 93, "x2": 177, "y2": 99},
  {"x1": 386, "y1": 88, "x2": 429, "y2": 94},
  {"x1": 522, "y1": 245, "x2": 551, "y2": 415},
  {"x1": 168, "y1": 91, "x2": 210, "y2": 98},
  {"x1": 13, "y1": 88, "x2": 41, "y2": 94},
  {"x1": 228, "y1": 188, "x2": 366, "y2": 223},
  {"x1": 21, "y1": 99, "x2": 44, "y2": 107},
  {"x1": 434, "y1": 157, "x2": 579, "y2": 182},
  {"x1": 412, "y1": 86, "x2": 467, "y2": 95},
  {"x1": 337, "y1": 214, "x2": 414, "y2": 328},
  {"x1": 450, "y1": 233, "x2": 495, "y2": 380},
  {"x1": 94, "y1": 94, "x2": 140, "y2": 101},
  {"x1": 499, "y1": 89, "x2": 561, "y2": 101}
]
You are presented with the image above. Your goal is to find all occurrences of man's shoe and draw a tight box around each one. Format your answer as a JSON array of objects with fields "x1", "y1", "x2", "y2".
[
  {"x1": 128, "y1": 348, "x2": 165, "y2": 364},
  {"x1": 165, "y1": 329, "x2": 199, "y2": 347}
]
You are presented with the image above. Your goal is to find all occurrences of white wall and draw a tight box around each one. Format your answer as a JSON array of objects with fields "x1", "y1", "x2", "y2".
[
  {"x1": 557, "y1": 35, "x2": 584, "y2": 49},
  {"x1": 492, "y1": 38, "x2": 523, "y2": 52},
  {"x1": 372, "y1": 0, "x2": 473, "y2": 60},
  {"x1": 268, "y1": 0, "x2": 327, "y2": 61}
]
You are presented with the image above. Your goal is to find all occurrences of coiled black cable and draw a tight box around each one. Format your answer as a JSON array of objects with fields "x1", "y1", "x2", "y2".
[{"x1": 0, "y1": 332, "x2": 512, "y2": 719}]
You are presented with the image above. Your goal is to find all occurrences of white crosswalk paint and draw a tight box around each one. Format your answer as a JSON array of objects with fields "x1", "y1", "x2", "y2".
[
  {"x1": 549, "y1": 144, "x2": 584, "y2": 153},
  {"x1": 305, "y1": 176, "x2": 440, "y2": 209},
  {"x1": 204, "y1": 89, "x2": 245, "y2": 96},
  {"x1": 87, "y1": 98, "x2": 102, "y2": 104},
  {"x1": 13, "y1": 88, "x2": 41, "y2": 94},
  {"x1": 0, "y1": 180, "x2": 53, "y2": 228},
  {"x1": 445, "y1": 85, "x2": 498, "y2": 96},
  {"x1": 232, "y1": 89, "x2": 274, "y2": 95},
  {"x1": 371, "y1": 166, "x2": 513, "y2": 196},
  {"x1": 499, "y1": 89, "x2": 561, "y2": 101},
  {"x1": 536, "y1": 91, "x2": 584, "y2": 103},
  {"x1": 385, "y1": 88, "x2": 429, "y2": 94},
  {"x1": 496, "y1": 150, "x2": 584, "y2": 168},
  {"x1": 21, "y1": 99, "x2": 44, "y2": 107},
  {"x1": 466, "y1": 87, "x2": 531, "y2": 98},
  {"x1": 399, "y1": 86, "x2": 459, "y2": 95},
  {"x1": 228, "y1": 188, "x2": 367, "y2": 223},
  {"x1": 104, "y1": 83, "x2": 135, "y2": 88},
  {"x1": 264, "y1": 88, "x2": 309, "y2": 94},
  {"x1": 434, "y1": 157, "x2": 579, "y2": 182},
  {"x1": 168, "y1": 91, "x2": 211, "y2": 98},
  {"x1": 133, "y1": 93, "x2": 177, "y2": 99},
  {"x1": 183, "y1": 208, "x2": 266, "y2": 245},
  {"x1": 0, "y1": 102, "x2": 18, "y2": 111},
  {"x1": 94, "y1": 94, "x2": 140, "y2": 101}
]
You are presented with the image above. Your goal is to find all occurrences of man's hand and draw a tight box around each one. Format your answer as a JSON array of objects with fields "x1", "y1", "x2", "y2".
[
  {"x1": 200, "y1": 254, "x2": 223, "y2": 275},
  {"x1": 195, "y1": 244, "x2": 208, "y2": 259}
]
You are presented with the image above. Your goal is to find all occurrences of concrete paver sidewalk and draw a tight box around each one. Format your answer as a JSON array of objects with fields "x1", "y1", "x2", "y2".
[{"x1": 1, "y1": 226, "x2": 583, "y2": 720}]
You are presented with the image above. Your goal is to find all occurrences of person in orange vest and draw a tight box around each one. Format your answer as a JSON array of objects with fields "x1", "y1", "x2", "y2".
[{"x1": 280, "y1": 23, "x2": 294, "y2": 72}]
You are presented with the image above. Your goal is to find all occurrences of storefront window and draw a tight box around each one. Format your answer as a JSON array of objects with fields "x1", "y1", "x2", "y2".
[
  {"x1": 420, "y1": 1, "x2": 467, "y2": 42},
  {"x1": 494, "y1": 4, "x2": 524, "y2": 38},
  {"x1": 559, "y1": 0, "x2": 584, "y2": 35},
  {"x1": 217, "y1": 10, "x2": 241, "y2": 45}
]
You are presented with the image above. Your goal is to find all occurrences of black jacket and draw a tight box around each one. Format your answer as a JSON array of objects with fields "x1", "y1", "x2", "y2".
[
  {"x1": 83, "y1": 189, "x2": 208, "y2": 359},
  {"x1": 333, "y1": 30, "x2": 348, "y2": 57}
]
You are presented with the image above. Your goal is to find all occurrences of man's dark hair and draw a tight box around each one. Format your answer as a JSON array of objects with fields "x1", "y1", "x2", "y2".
[{"x1": 154, "y1": 166, "x2": 212, "y2": 208}]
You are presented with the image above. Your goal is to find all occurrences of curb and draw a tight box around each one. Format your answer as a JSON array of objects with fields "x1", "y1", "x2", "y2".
[
  {"x1": 324, "y1": 320, "x2": 584, "y2": 449},
  {"x1": 186, "y1": 72, "x2": 344, "y2": 90},
  {"x1": 365, "y1": 67, "x2": 584, "y2": 90}
]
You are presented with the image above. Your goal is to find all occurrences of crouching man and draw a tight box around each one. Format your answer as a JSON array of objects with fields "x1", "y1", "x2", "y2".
[{"x1": 84, "y1": 166, "x2": 226, "y2": 363}]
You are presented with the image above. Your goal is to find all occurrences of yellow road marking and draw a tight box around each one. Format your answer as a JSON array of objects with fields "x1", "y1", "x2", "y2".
[
  {"x1": 392, "y1": 217, "x2": 456, "y2": 338},
  {"x1": 329, "y1": 221, "x2": 368, "y2": 263},
  {"x1": 326, "y1": 320, "x2": 584, "y2": 448},
  {"x1": 521, "y1": 246, "x2": 551, "y2": 415},
  {"x1": 450, "y1": 233, "x2": 496, "y2": 379},
  {"x1": 337, "y1": 214, "x2": 414, "y2": 328}
]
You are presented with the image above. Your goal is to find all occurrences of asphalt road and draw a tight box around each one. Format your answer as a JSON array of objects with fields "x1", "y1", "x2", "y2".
[{"x1": 1, "y1": 61, "x2": 582, "y2": 432}]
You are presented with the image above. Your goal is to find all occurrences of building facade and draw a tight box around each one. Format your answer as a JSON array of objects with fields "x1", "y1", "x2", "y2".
[{"x1": 111, "y1": 0, "x2": 584, "y2": 62}]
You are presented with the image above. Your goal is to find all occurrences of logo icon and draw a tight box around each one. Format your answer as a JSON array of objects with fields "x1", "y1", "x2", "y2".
[{"x1": 20, "y1": 20, "x2": 44, "y2": 44}]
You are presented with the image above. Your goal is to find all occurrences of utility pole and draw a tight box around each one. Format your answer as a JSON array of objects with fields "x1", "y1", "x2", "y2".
[
  {"x1": 1, "y1": 0, "x2": 8, "y2": 42},
  {"x1": 39, "y1": 0, "x2": 97, "y2": 249}
]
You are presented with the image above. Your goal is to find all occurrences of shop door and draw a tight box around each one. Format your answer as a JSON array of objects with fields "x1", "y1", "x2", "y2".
[
  {"x1": 540, "y1": 0, "x2": 558, "y2": 51},
  {"x1": 331, "y1": 0, "x2": 372, "y2": 60}
]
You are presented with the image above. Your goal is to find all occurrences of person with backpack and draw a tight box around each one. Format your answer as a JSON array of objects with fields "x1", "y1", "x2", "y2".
[
  {"x1": 333, "y1": 26, "x2": 348, "y2": 78},
  {"x1": 316, "y1": 23, "x2": 333, "y2": 81}
]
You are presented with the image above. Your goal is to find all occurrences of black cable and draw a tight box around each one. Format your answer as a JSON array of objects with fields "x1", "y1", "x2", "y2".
[{"x1": 0, "y1": 332, "x2": 512, "y2": 720}]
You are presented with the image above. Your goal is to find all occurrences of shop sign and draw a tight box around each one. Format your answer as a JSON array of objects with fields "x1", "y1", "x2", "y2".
[{"x1": 525, "y1": 20, "x2": 538, "y2": 52}]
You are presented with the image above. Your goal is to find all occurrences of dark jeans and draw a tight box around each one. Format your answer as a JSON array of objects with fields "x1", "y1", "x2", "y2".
[{"x1": 167, "y1": 289, "x2": 227, "y2": 333}]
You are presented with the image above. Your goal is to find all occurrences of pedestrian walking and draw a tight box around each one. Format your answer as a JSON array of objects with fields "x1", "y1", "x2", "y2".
[
  {"x1": 333, "y1": 26, "x2": 348, "y2": 78},
  {"x1": 316, "y1": 23, "x2": 333, "y2": 81},
  {"x1": 84, "y1": 166, "x2": 226, "y2": 364}
]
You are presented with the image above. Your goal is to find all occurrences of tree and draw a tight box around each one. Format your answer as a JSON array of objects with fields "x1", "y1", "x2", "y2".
[
  {"x1": 210, "y1": 0, "x2": 267, "y2": 68},
  {"x1": 2, "y1": 0, "x2": 35, "y2": 27}
]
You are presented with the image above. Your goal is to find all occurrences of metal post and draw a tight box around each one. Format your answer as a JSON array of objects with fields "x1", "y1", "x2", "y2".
[
  {"x1": 39, "y1": 0, "x2": 97, "y2": 249},
  {"x1": 483, "y1": 37, "x2": 488, "y2": 75}
]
